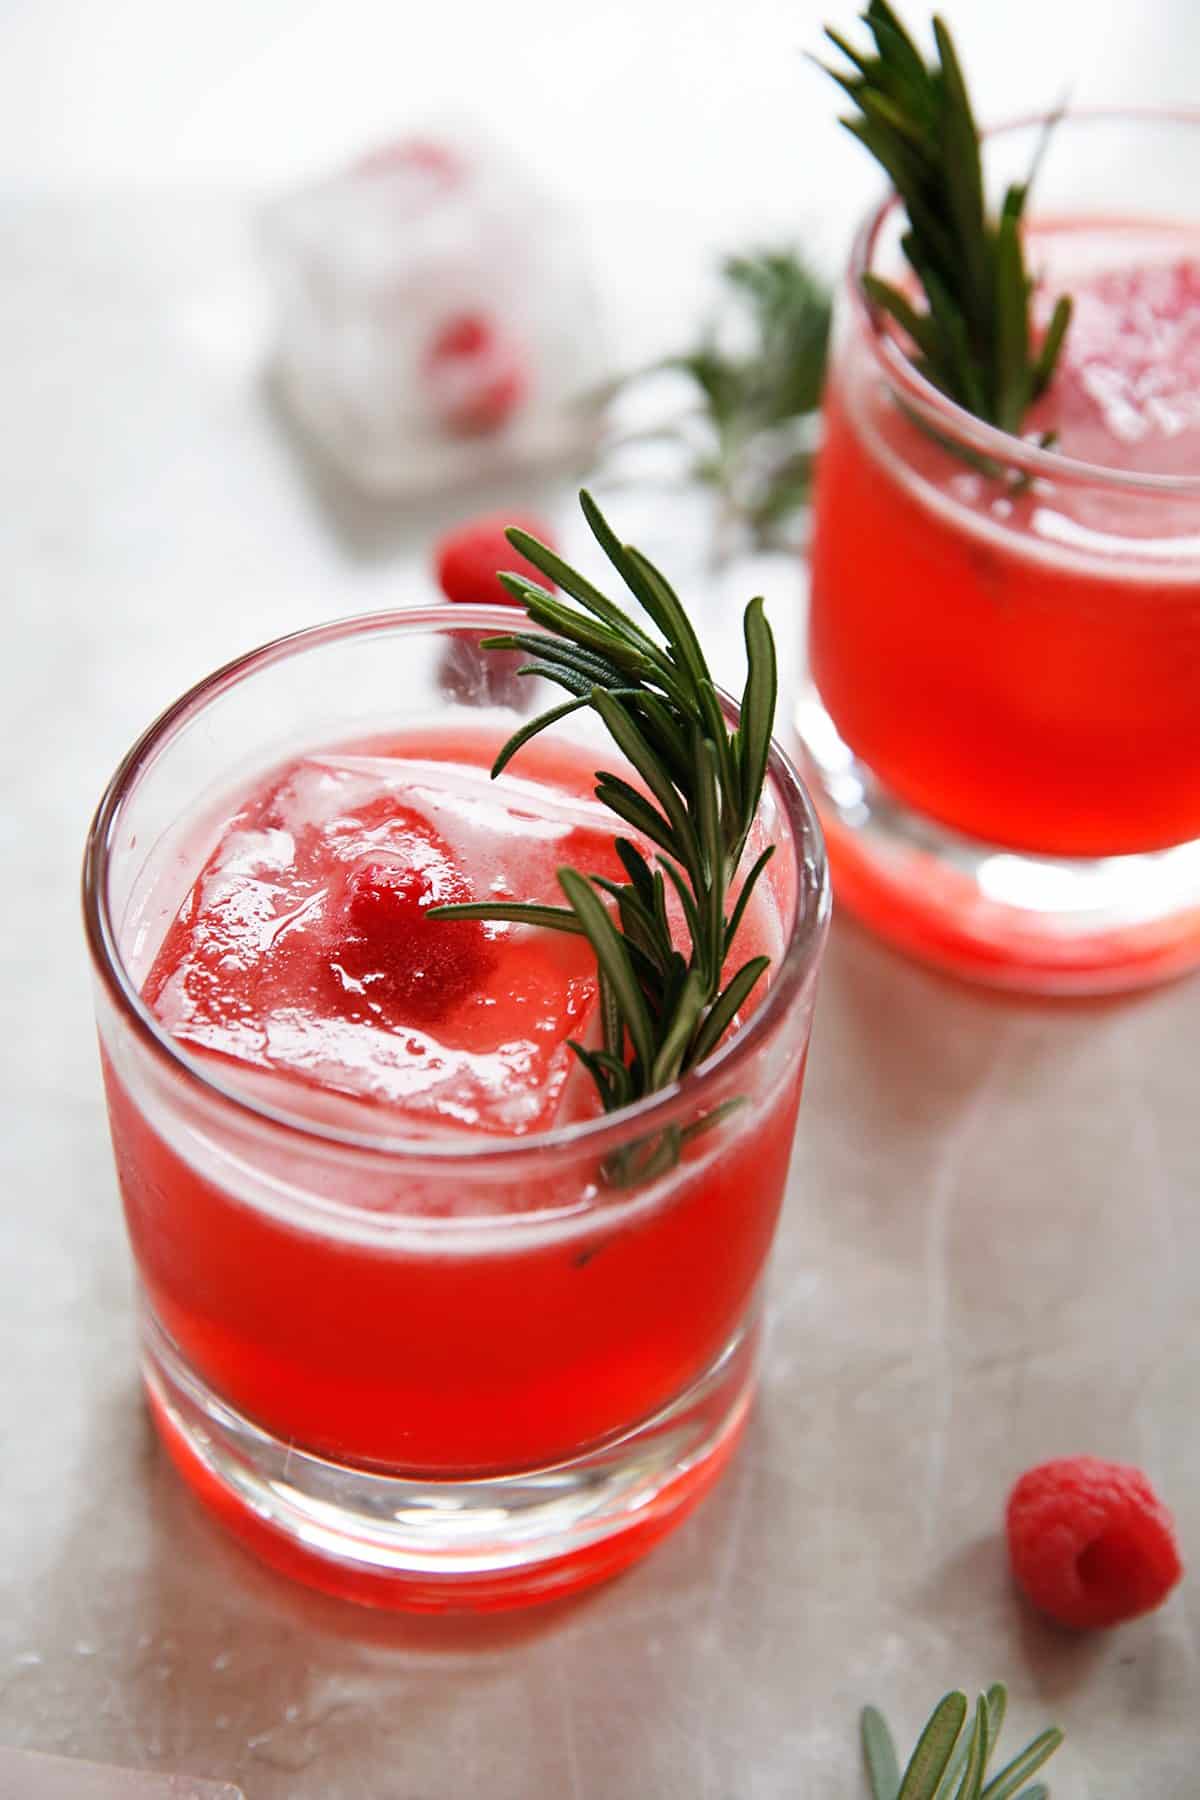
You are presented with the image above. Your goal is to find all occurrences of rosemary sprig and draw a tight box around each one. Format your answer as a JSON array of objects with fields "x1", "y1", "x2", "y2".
[
  {"x1": 670, "y1": 249, "x2": 832, "y2": 543},
  {"x1": 819, "y1": 3, "x2": 1072, "y2": 443},
  {"x1": 862, "y1": 1685, "x2": 1064, "y2": 1800},
  {"x1": 430, "y1": 489, "x2": 778, "y2": 1185},
  {"x1": 601, "y1": 248, "x2": 832, "y2": 551}
]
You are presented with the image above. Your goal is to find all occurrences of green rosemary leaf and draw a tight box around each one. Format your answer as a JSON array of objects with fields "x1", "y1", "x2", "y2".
[
  {"x1": 1032, "y1": 293, "x2": 1073, "y2": 399},
  {"x1": 427, "y1": 900, "x2": 583, "y2": 933},
  {"x1": 622, "y1": 544, "x2": 711, "y2": 698},
  {"x1": 596, "y1": 967, "x2": 624, "y2": 1064},
  {"x1": 591, "y1": 691, "x2": 706, "y2": 882},
  {"x1": 952, "y1": 1696, "x2": 990, "y2": 1800},
  {"x1": 984, "y1": 1688, "x2": 1007, "y2": 1742},
  {"x1": 629, "y1": 689, "x2": 695, "y2": 786},
  {"x1": 567, "y1": 1040, "x2": 621, "y2": 1111},
  {"x1": 897, "y1": 1693, "x2": 968, "y2": 1800},
  {"x1": 650, "y1": 968, "x2": 707, "y2": 1088},
  {"x1": 842, "y1": 117, "x2": 928, "y2": 223},
  {"x1": 933, "y1": 1690, "x2": 1006, "y2": 1800},
  {"x1": 994, "y1": 204, "x2": 1031, "y2": 433},
  {"x1": 724, "y1": 845, "x2": 775, "y2": 955},
  {"x1": 978, "y1": 1729, "x2": 1065, "y2": 1800},
  {"x1": 918, "y1": 257, "x2": 989, "y2": 418},
  {"x1": 695, "y1": 735, "x2": 725, "y2": 975},
  {"x1": 651, "y1": 867, "x2": 671, "y2": 945},
  {"x1": 823, "y1": 5, "x2": 1073, "y2": 445},
  {"x1": 862, "y1": 273, "x2": 942, "y2": 363},
  {"x1": 689, "y1": 955, "x2": 770, "y2": 1068},
  {"x1": 857, "y1": 81, "x2": 929, "y2": 150},
  {"x1": 593, "y1": 774, "x2": 682, "y2": 862},
  {"x1": 604, "y1": 1125, "x2": 684, "y2": 1189},
  {"x1": 695, "y1": 674, "x2": 738, "y2": 814},
  {"x1": 659, "y1": 945, "x2": 692, "y2": 1023},
  {"x1": 823, "y1": 26, "x2": 878, "y2": 84},
  {"x1": 503, "y1": 529, "x2": 666, "y2": 662},
  {"x1": 590, "y1": 877, "x2": 672, "y2": 972},
  {"x1": 658, "y1": 855, "x2": 704, "y2": 960},
  {"x1": 589, "y1": 1045, "x2": 634, "y2": 1092},
  {"x1": 519, "y1": 663, "x2": 597, "y2": 700},
  {"x1": 931, "y1": 19, "x2": 988, "y2": 317},
  {"x1": 579, "y1": 489, "x2": 679, "y2": 641},
  {"x1": 497, "y1": 630, "x2": 630, "y2": 689},
  {"x1": 489, "y1": 695, "x2": 591, "y2": 778},
  {"x1": 676, "y1": 1095, "x2": 745, "y2": 1148},
  {"x1": 862, "y1": 1706, "x2": 903, "y2": 1800},
  {"x1": 501, "y1": 581, "x2": 675, "y2": 688},
  {"x1": 558, "y1": 868, "x2": 656, "y2": 1078},
  {"x1": 871, "y1": 1685, "x2": 1065, "y2": 1800},
  {"x1": 615, "y1": 837, "x2": 657, "y2": 907},
  {"x1": 738, "y1": 597, "x2": 777, "y2": 831}
]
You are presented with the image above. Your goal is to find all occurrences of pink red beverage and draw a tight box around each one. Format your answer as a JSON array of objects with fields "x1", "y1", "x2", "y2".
[
  {"x1": 799, "y1": 115, "x2": 1200, "y2": 990},
  {"x1": 85, "y1": 606, "x2": 829, "y2": 1608}
]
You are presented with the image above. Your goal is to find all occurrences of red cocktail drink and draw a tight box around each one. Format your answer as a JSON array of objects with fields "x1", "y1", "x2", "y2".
[
  {"x1": 798, "y1": 114, "x2": 1200, "y2": 991},
  {"x1": 85, "y1": 606, "x2": 829, "y2": 1609}
]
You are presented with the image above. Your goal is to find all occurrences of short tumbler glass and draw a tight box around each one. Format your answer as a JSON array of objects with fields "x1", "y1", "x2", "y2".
[
  {"x1": 83, "y1": 605, "x2": 830, "y2": 1611},
  {"x1": 796, "y1": 111, "x2": 1200, "y2": 993}
]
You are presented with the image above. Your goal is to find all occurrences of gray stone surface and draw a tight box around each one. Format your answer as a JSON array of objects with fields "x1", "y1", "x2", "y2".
[{"x1": 3, "y1": 187, "x2": 1199, "y2": 1800}]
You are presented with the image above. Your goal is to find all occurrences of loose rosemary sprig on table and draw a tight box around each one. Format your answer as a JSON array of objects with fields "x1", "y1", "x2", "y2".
[
  {"x1": 668, "y1": 248, "x2": 832, "y2": 544},
  {"x1": 862, "y1": 1684, "x2": 1064, "y2": 1800},
  {"x1": 598, "y1": 247, "x2": 831, "y2": 552},
  {"x1": 819, "y1": 2, "x2": 1072, "y2": 446},
  {"x1": 431, "y1": 489, "x2": 778, "y2": 1186}
]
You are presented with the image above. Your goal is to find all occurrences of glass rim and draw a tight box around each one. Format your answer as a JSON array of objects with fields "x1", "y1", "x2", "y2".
[
  {"x1": 82, "y1": 601, "x2": 831, "y2": 1167},
  {"x1": 849, "y1": 104, "x2": 1200, "y2": 495}
]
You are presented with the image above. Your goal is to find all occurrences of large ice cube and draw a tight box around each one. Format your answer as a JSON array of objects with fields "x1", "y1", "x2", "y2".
[
  {"x1": 146, "y1": 748, "x2": 616, "y2": 1137},
  {"x1": 260, "y1": 130, "x2": 607, "y2": 495}
]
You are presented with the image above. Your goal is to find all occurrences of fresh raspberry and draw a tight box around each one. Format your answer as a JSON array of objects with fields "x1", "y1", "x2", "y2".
[
  {"x1": 336, "y1": 855, "x2": 493, "y2": 1023},
  {"x1": 1006, "y1": 1456, "x2": 1183, "y2": 1631},
  {"x1": 433, "y1": 512, "x2": 556, "y2": 609},
  {"x1": 423, "y1": 312, "x2": 527, "y2": 434}
]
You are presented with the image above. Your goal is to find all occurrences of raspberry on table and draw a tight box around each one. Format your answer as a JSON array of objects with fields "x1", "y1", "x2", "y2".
[
  {"x1": 433, "y1": 511, "x2": 557, "y2": 608},
  {"x1": 1006, "y1": 1456, "x2": 1183, "y2": 1631}
]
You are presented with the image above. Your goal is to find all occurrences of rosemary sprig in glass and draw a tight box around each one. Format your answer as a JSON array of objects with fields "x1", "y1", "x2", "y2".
[
  {"x1": 430, "y1": 489, "x2": 778, "y2": 1187},
  {"x1": 862, "y1": 1684, "x2": 1064, "y2": 1800},
  {"x1": 819, "y1": 3, "x2": 1072, "y2": 452}
]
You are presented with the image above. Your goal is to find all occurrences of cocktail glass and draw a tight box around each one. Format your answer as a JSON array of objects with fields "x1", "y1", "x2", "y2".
[
  {"x1": 83, "y1": 604, "x2": 829, "y2": 1611},
  {"x1": 796, "y1": 111, "x2": 1200, "y2": 992}
]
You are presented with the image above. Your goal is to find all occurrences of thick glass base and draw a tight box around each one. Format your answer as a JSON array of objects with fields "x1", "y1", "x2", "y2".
[
  {"x1": 140, "y1": 1306, "x2": 757, "y2": 1613},
  {"x1": 794, "y1": 686, "x2": 1200, "y2": 995}
]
